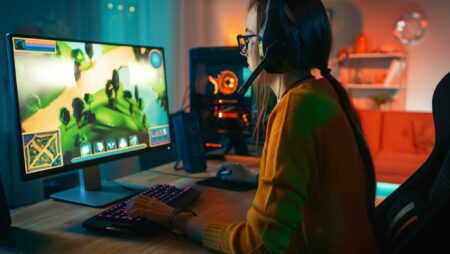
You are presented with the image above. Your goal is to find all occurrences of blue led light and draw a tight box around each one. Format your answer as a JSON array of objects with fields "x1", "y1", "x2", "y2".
[{"x1": 150, "y1": 51, "x2": 162, "y2": 68}]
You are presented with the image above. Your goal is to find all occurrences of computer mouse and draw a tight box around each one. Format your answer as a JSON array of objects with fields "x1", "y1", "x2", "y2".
[{"x1": 216, "y1": 163, "x2": 257, "y2": 185}]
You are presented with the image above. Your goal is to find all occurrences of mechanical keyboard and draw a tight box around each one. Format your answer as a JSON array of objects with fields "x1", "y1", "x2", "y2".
[{"x1": 83, "y1": 184, "x2": 201, "y2": 236}]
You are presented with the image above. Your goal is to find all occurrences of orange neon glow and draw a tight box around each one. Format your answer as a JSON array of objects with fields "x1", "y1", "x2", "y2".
[
  {"x1": 205, "y1": 143, "x2": 223, "y2": 148},
  {"x1": 421, "y1": 20, "x2": 428, "y2": 28},
  {"x1": 216, "y1": 111, "x2": 239, "y2": 119},
  {"x1": 242, "y1": 113, "x2": 249, "y2": 123},
  {"x1": 208, "y1": 75, "x2": 219, "y2": 95}
]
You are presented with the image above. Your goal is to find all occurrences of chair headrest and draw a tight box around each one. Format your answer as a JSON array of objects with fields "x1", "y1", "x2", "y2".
[{"x1": 432, "y1": 72, "x2": 450, "y2": 151}]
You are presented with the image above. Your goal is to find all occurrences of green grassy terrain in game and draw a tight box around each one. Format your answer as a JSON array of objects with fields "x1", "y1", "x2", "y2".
[{"x1": 58, "y1": 84, "x2": 149, "y2": 156}]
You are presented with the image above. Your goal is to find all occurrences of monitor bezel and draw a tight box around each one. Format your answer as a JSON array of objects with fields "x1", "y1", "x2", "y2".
[{"x1": 6, "y1": 33, "x2": 172, "y2": 181}]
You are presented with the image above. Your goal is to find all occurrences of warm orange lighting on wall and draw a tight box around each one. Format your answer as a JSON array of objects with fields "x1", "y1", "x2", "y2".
[
  {"x1": 421, "y1": 20, "x2": 428, "y2": 28},
  {"x1": 226, "y1": 30, "x2": 240, "y2": 46},
  {"x1": 224, "y1": 21, "x2": 243, "y2": 46}
]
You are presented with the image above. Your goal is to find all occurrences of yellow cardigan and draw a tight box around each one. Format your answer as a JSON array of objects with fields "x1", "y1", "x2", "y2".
[{"x1": 202, "y1": 79, "x2": 377, "y2": 253}]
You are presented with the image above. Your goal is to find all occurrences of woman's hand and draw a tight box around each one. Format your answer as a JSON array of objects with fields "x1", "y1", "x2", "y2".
[{"x1": 126, "y1": 195, "x2": 174, "y2": 225}]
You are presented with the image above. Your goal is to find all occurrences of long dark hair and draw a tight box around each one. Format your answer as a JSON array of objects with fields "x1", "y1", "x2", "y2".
[{"x1": 249, "y1": 0, "x2": 376, "y2": 219}]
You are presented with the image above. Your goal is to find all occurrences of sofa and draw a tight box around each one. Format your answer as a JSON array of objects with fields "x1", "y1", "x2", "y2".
[{"x1": 359, "y1": 110, "x2": 434, "y2": 184}]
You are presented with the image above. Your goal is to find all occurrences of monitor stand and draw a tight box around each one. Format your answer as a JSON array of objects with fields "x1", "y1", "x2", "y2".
[{"x1": 50, "y1": 165, "x2": 137, "y2": 208}]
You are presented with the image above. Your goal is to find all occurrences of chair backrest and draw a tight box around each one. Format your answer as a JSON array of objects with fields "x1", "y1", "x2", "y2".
[{"x1": 374, "y1": 73, "x2": 450, "y2": 253}]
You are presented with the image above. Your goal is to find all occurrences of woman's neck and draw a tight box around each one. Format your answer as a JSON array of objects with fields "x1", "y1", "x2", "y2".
[{"x1": 271, "y1": 69, "x2": 312, "y2": 100}]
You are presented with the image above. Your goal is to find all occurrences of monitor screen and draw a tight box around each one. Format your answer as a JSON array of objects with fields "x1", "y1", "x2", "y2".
[{"x1": 7, "y1": 35, "x2": 171, "y2": 178}]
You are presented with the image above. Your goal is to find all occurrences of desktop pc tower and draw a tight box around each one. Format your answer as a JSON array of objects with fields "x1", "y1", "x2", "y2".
[{"x1": 189, "y1": 47, "x2": 256, "y2": 156}]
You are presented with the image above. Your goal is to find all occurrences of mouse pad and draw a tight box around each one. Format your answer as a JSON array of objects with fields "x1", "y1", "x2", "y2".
[{"x1": 196, "y1": 177, "x2": 257, "y2": 192}]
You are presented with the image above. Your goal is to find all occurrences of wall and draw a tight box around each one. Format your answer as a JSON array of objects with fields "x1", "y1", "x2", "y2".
[{"x1": 324, "y1": 0, "x2": 450, "y2": 112}]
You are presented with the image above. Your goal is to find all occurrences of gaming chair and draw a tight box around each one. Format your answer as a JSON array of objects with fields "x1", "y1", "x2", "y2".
[{"x1": 374, "y1": 73, "x2": 450, "y2": 253}]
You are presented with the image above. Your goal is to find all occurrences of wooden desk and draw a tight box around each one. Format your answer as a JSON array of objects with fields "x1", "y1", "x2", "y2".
[{"x1": 1, "y1": 156, "x2": 260, "y2": 254}]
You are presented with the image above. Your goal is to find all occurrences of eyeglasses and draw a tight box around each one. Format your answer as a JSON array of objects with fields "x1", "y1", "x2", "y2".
[{"x1": 237, "y1": 34, "x2": 258, "y2": 56}]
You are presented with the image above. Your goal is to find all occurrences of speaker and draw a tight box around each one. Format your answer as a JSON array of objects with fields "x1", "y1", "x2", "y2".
[
  {"x1": 0, "y1": 173, "x2": 11, "y2": 230},
  {"x1": 172, "y1": 111, "x2": 207, "y2": 173}
]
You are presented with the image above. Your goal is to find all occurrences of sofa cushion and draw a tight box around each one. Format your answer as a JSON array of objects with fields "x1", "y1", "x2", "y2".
[
  {"x1": 380, "y1": 112, "x2": 434, "y2": 154},
  {"x1": 359, "y1": 110, "x2": 383, "y2": 156},
  {"x1": 374, "y1": 151, "x2": 430, "y2": 184}
]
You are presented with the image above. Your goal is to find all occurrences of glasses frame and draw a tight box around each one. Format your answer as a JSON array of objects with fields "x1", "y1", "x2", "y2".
[{"x1": 237, "y1": 34, "x2": 258, "y2": 56}]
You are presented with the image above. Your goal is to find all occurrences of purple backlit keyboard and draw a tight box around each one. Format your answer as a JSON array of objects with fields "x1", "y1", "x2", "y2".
[{"x1": 83, "y1": 184, "x2": 201, "y2": 236}]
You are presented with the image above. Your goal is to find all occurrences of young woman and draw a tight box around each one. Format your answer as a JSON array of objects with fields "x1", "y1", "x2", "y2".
[{"x1": 127, "y1": 0, "x2": 378, "y2": 252}]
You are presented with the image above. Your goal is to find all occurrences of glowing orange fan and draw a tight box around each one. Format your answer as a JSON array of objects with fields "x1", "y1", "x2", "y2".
[{"x1": 208, "y1": 70, "x2": 239, "y2": 95}]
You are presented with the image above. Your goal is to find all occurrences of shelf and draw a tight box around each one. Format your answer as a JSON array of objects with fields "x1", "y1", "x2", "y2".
[
  {"x1": 347, "y1": 53, "x2": 406, "y2": 59},
  {"x1": 344, "y1": 84, "x2": 399, "y2": 98},
  {"x1": 344, "y1": 84, "x2": 402, "y2": 89}
]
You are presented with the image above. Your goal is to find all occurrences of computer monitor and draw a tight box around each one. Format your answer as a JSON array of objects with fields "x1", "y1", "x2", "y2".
[
  {"x1": 6, "y1": 34, "x2": 172, "y2": 207},
  {"x1": 189, "y1": 47, "x2": 255, "y2": 155}
]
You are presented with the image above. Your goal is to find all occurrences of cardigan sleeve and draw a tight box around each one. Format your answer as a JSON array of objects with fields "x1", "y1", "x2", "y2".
[{"x1": 203, "y1": 93, "x2": 320, "y2": 254}]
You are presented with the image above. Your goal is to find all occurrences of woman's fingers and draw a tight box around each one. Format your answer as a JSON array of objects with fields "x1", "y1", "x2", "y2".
[
  {"x1": 136, "y1": 195, "x2": 153, "y2": 202},
  {"x1": 127, "y1": 208, "x2": 147, "y2": 217},
  {"x1": 128, "y1": 196, "x2": 154, "y2": 207}
]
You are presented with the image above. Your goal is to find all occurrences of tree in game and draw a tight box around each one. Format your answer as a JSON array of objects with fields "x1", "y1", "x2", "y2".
[
  {"x1": 83, "y1": 110, "x2": 96, "y2": 124},
  {"x1": 132, "y1": 47, "x2": 141, "y2": 60},
  {"x1": 26, "y1": 93, "x2": 41, "y2": 113},
  {"x1": 138, "y1": 98, "x2": 144, "y2": 110},
  {"x1": 59, "y1": 107, "x2": 71, "y2": 131},
  {"x1": 129, "y1": 103, "x2": 134, "y2": 115},
  {"x1": 71, "y1": 49, "x2": 86, "y2": 64},
  {"x1": 85, "y1": 43, "x2": 94, "y2": 65},
  {"x1": 72, "y1": 97, "x2": 85, "y2": 129},
  {"x1": 112, "y1": 69, "x2": 120, "y2": 99},
  {"x1": 73, "y1": 133, "x2": 88, "y2": 147},
  {"x1": 56, "y1": 44, "x2": 61, "y2": 56},
  {"x1": 105, "y1": 80, "x2": 114, "y2": 99},
  {"x1": 123, "y1": 90, "x2": 133, "y2": 102},
  {"x1": 108, "y1": 98, "x2": 117, "y2": 110},
  {"x1": 83, "y1": 93, "x2": 94, "y2": 110},
  {"x1": 142, "y1": 114, "x2": 148, "y2": 128},
  {"x1": 134, "y1": 85, "x2": 140, "y2": 101},
  {"x1": 71, "y1": 49, "x2": 85, "y2": 81}
]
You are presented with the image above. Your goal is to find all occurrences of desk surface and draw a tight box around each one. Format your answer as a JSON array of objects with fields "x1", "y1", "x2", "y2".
[{"x1": 1, "y1": 156, "x2": 260, "y2": 254}]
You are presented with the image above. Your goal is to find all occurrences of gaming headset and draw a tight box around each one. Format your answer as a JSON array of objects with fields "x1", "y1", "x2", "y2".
[{"x1": 238, "y1": 0, "x2": 302, "y2": 96}]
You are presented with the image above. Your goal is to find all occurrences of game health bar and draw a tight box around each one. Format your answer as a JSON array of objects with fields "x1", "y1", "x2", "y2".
[{"x1": 14, "y1": 38, "x2": 56, "y2": 53}]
